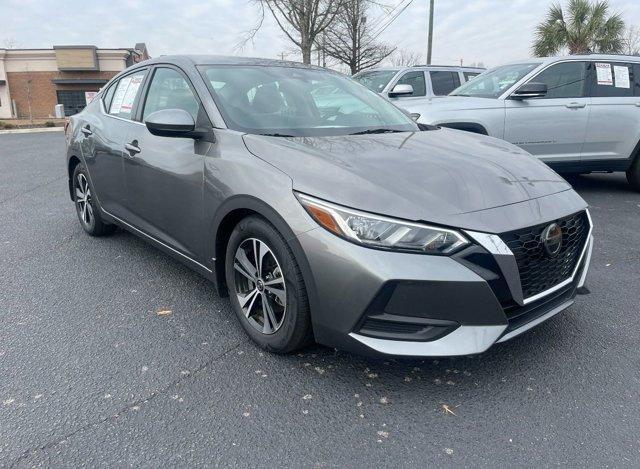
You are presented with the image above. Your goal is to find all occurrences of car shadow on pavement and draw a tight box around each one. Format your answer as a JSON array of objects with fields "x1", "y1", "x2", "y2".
[{"x1": 562, "y1": 172, "x2": 634, "y2": 194}]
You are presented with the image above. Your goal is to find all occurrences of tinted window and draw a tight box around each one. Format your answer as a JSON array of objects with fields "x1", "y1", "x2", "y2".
[
  {"x1": 635, "y1": 64, "x2": 640, "y2": 97},
  {"x1": 143, "y1": 68, "x2": 200, "y2": 121},
  {"x1": 590, "y1": 62, "x2": 635, "y2": 98},
  {"x1": 430, "y1": 71, "x2": 461, "y2": 95},
  {"x1": 529, "y1": 61, "x2": 587, "y2": 99},
  {"x1": 464, "y1": 72, "x2": 480, "y2": 81},
  {"x1": 353, "y1": 70, "x2": 399, "y2": 93},
  {"x1": 202, "y1": 65, "x2": 417, "y2": 137},
  {"x1": 102, "y1": 83, "x2": 116, "y2": 111},
  {"x1": 108, "y1": 70, "x2": 146, "y2": 119},
  {"x1": 394, "y1": 71, "x2": 426, "y2": 97}
]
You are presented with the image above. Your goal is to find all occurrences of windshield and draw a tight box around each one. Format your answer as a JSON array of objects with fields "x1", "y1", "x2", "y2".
[
  {"x1": 450, "y1": 62, "x2": 541, "y2": 98},
  {"x1": 352, "y1": 69, "x2": 399, "y2": 93},
  {"x1": 200, "y1": 65, "x2": 416, "y2": 137}
]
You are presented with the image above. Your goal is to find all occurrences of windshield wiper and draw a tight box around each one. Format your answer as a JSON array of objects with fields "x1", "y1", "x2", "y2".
[
  {"x1": 350, "y1": 128, "x2": 404, "y2": 135},
  {"x1": 258, "y1": 133, "x2": 295, "y2": 137}
]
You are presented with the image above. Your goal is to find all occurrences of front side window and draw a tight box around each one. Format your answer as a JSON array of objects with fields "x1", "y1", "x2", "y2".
[
  {"x1": 529, "y1": 61, "x2": 588, "y2": 99},
  {"x1": 451, "y1": 62, "x2": 541, "y2": 98},
  {"x1": 463, "y1": 72, "x2": 480, "y2": 81},
  {"x1": 143, "y1": 67, "x2": 200, "y2": 121},
  {"x1": 108, "y1": 70, "x2": 146, "y2": 119},
  {"x1": 200, "y1": 65, "x2": 417, "y2": 137},
  {"x1": 589, "y1": 62, "x2": 635, "y2": 98},
  {"x1": 352, "y1": 70, "x2": 399, "y2": 93},
  {"x1": 394, "y1": 71, "x2": 426, "y2": 97},
  {"x1": 430, "y1": 71, "x2": 461, "y2": 95}
]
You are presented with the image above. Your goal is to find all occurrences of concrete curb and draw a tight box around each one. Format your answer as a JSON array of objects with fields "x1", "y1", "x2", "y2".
[{"x1": 0, "y1": 127, "x2": 64, "y2": 135}]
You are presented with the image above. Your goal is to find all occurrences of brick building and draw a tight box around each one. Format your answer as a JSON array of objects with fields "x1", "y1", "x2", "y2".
[{"x1": 0, "y1": 43, "x2": 149, "y2": 119}]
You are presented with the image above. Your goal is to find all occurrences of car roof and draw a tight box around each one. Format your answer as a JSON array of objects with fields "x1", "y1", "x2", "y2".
[
  {"x1": 502, "y1": 54, "x2": 640, "y2": 67},
  {"x1": 356, "y1": 65, "x2": 485, "y2": 74},
  {"x1": 131, "y1": 54, "x2": 326, "y2": 70}
]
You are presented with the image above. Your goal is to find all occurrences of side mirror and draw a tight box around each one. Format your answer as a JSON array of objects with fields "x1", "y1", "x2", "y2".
[
  {"x1": 511, "y1": 82, "x2": 547, "y2": 100},
  {"x1": 145, "y1": 109, "x2": 196, "y2": 137},
  {"x1": 389, "y1": 84, "x2": 414, "y2": 98}
]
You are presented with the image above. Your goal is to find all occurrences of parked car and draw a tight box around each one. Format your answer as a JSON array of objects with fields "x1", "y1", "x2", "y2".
[
  {"x1": 392, "y1": 55, "x2": 640, "y2": 191},
  {"x1": 66, "y1": 55, "x2": 593, "y2": 358},
  {"x1": 353, "y1": 65, "x2": 484, "y2": 101}
]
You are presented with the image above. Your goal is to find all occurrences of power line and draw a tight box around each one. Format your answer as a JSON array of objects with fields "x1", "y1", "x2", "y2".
[{"x1": 364, "y1": 0, "x2": 415, "y2": 48}]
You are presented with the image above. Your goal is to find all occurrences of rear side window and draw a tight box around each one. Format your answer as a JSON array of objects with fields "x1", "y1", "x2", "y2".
[
  {"x1": 589, "y1": 62, "x2": 635, "y2": 98},
  {"x1": 528, "y1": 61, "x2": 587, "y2": 99},
  {"x1": 108, "y1": 70, "x2": 147, "y2": 119},
  {"x1": 430, "y1": 71, "x2": 461, "y2": 95},
  {"x1": 142, "y1": 67, "x2": 200, "y2": 121},
  {"x1": 102, "y1": 83, "x2": 116, "y2": 111},
  {"x1": 395, "y1": 71, "x2": 426, "y2": 97}
]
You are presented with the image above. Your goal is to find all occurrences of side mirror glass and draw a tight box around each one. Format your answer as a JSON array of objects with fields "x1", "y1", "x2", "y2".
[
  {"x1": 145, "y1": 108, "x2": 196, "y2": 137},
  {"x1": 389, "y1": 84, "x2": 414, "y2": 98},
  {"x1": 511, "y1": 82, "x2": 547, "y2": 100}
]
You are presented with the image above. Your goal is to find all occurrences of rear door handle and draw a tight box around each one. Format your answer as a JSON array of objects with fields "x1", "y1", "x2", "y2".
[
  {"x1": 565, "y1": 102, "x2": 586, "y2": 109},
  {"x1": 80, "y1": 126, "x2": 92, "y2": 136},
  {"x1": 635, "y1": 102, "x2": 640, "y2": 107},
  {"x1": 125, "y1": 141, "x2": 141, "y2": 155}
]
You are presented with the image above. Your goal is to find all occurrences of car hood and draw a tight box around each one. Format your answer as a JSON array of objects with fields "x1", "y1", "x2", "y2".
[{"x1": 242, "y1": 128, "x2": 573, "y2": 231}]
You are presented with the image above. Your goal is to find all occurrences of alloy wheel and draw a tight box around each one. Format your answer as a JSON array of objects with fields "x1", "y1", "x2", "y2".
[
  {"x1": 233, "y1": 238, "x2": 286, "y2": 335},
  {"x1": 75, "y1": 173, "x2": 94, "y2": 227}
]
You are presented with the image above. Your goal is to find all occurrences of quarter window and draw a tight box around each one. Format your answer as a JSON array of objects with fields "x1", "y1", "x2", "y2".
[
  {"x1": 143, "y1": 68, "x2": 200, "y2": 121},
  {"x1": 108, "y1": 70, "x2": 147, "y2": 119},
  {"x1": 394, "y1": 71, "x2": 426, "y2": 97},
  {"x1": 102, "y1": 83, "x2": 116, "y2": 111},
  {"x1": 589, "y1": 62, "x2": 635, "y2": 98},
  {"x1": 430, "y1": 71, "x2": 461, "y2": 95},
  {"x1": 528, "y1": 61, "x2": 587, "y2": 99}
]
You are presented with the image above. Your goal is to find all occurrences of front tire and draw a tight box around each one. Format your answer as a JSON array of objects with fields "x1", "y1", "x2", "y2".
[
  {"x1": 626, "y1": 155, "x2": 640, "y2": 192},
  {"x1": 72, "y1": 163, "x2": 116, "y2": 236},
  {"x1": 225, "y1": 216, "x2": 313, "y2": 353}
]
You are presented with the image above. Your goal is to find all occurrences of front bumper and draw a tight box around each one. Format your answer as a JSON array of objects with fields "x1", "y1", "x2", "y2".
[{"x1": 296, "y1": 212, "x2": 593, "y2": 358}]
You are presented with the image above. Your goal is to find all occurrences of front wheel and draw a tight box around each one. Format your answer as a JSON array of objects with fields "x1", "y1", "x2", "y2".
[
  {"x1": 225, "y1": 216, "x2": 313, "y2": 353},
  {"x1": 626, "y1": 155, "x2": 640, "y2": 192}
]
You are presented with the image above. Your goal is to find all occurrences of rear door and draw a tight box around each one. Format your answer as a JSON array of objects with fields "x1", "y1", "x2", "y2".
[
  {"x1": 122, "y1": 65, "x2": 208, "y2": 259},
  {"x1": 582, "y1": 60, "x2": 640, "y2": 163},
  {"x1": 503, "y1": 60, "x2": 590, "y2": 163},
  {"x1": 428, "y1": 69, "x2": 462, "y2": 96},
  {"x1": 80, "y1": 68, "x2": 148, "y2": 218}
]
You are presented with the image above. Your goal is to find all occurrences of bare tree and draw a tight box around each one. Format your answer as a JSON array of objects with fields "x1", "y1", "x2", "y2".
[
  {"x1": 624, "y1": 25, "x2": 640, "y2": 55},
  {"x1": 390, "y1": 50, "x2": 424, "y2": 67},
  {"x1": 2, "y1": 38, "x2": 21, "y2": 49},
  {"x1": 244, "y1": 0, "x2": 344, "y2": 64},
  {"x1": 322, "y1": 0, "x2": 395, "y2": 74}
]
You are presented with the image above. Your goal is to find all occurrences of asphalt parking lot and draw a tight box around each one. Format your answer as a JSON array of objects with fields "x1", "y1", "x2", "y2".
[{"x1": 1, "y1": 131, "x2": 639, "y2": 468}]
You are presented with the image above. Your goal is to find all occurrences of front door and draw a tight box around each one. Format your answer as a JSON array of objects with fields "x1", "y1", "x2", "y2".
[
  {"x1": 504, "y1": 61, "x2": 590, "y2": 163},
  {"x1": 122, "y1": 66, "x2": 208, "y2": 260}
]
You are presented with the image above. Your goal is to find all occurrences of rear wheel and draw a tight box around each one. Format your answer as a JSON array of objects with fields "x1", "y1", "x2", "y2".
[
  {"x1": 626, "y1": 155, "x2": 640, "y2": 191},
  {"x1": 225, "y1": 216, "x2": 313, "y2": 353},
  {"x1": 72, "y1": 163, "x2": 116, "y2": 236}
]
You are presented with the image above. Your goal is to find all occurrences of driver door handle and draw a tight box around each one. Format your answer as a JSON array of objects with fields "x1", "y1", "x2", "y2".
[
  {"x1": 565, "y1": 102, "x2": 586, "y2": 109},
  {"x1": 80, "y1": 126, "x2": 92, "y2": 136},
  {"x1": 125, "y1": 141, "x2": 141, "y2": 155}
]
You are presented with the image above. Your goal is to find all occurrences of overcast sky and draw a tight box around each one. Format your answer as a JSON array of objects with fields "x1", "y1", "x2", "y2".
[{"x1": 1, "y1": 0, "x2": 639, "y2": 69}]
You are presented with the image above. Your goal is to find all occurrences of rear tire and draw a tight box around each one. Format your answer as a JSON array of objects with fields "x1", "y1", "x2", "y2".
[
  {"x1": 626, "y1": 155, "x2": 640, "y2": 192},
  {"x1": 72, "y1": 163, "x2": 116, "y2": 236},
  {"x1": 225, "y1": 216, "x2": 313, "y2": 353}
]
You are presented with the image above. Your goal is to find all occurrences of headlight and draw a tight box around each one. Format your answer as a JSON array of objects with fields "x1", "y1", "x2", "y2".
[{"x1": 296, "y1": 193, "x2": 469, "y2": 255}]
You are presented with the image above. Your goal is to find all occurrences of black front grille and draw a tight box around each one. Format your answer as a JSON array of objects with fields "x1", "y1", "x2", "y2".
[{"x1": 500, "y1": 211, "x2": 590, "y2": 299}]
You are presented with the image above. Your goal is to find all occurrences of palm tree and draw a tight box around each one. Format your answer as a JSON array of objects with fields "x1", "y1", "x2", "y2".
[{"x1": 533, "y1": 0, "x2": 625, "y2": 57}]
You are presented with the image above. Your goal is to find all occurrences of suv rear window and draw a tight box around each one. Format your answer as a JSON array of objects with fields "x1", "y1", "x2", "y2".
[
  {"x1": 589, "y1": 62, "x2": 636, "y2": 98},
  {"x1": 430, "y1": 71, "x2": 461, "y2": 95}
]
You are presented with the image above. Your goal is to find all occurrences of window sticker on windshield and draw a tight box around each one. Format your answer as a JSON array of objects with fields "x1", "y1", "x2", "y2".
[
  {"x1": 613, "y1": 65, "x2": 630, "y2": 89},
  {"x1": 596, "y1": 63, "x2": 613, "y2": 86}
]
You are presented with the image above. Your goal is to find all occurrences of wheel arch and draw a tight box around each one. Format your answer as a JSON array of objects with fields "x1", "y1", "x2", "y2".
[
  {"x1": 67, "y1": 155, "x2": 82, "y2": 200},
  {"x1": 209, "y1": 196, "x2": 318, "y2": 315}
]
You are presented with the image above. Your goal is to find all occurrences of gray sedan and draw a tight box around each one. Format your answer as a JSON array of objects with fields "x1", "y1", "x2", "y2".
[{"x1": 65, "y1": 56, "x2": 593, "y2": 357}]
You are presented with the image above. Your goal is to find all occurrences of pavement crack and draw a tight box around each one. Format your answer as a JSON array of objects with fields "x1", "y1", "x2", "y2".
[
  {"x1": 0, "y1": 175, "x2": 65, "y2": 206},
  {"x1": 8, "y1": 341, "x2": 242, "y2": 468}
]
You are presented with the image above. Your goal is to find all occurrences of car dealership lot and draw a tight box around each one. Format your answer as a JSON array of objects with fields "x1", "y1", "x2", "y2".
[{"x1": 1, "y1": 132, "x2": 639, "y2": 467}]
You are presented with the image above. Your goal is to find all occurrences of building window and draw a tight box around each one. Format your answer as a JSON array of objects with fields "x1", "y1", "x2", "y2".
[{"x1": 56, "y1": 90, "x2": 87, "y2": 116}]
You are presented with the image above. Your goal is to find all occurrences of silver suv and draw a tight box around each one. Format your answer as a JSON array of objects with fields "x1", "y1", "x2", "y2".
[
  {"x1": 393, "y1": 55, "x2": 640, "y2": 191},
  {"x1": 353, "y1": 65, "x2": 484, "y2": 100}
]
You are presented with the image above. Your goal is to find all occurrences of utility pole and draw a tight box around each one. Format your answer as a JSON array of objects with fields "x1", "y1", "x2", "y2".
[{"x1": 426, "y1": 0, "x2": 434, "y2": 65}]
